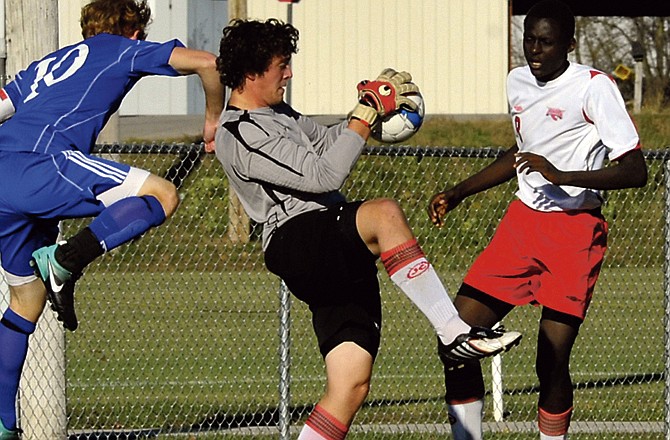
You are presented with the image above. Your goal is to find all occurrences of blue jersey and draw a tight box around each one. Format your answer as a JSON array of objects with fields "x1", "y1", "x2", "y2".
[{"x1": 0, "y1": 33, "x2": 183, "y2": 154}]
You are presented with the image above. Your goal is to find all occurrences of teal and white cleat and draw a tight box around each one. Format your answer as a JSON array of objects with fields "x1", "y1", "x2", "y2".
[
  {"x1": 30, "y1": 243, "x2": 80, "y2": 331},
  {"x1": 0, "y1": 418, "x2": 20, "y2": 440}
]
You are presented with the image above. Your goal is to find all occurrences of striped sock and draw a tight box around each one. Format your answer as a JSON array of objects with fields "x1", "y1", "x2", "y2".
[
  {"x1": 298, "y1": 404, "x2": 348, "y2": 440},
  {"x1": 538, "y1": 406, "x2": 572, "y2": 439},
  {"x1": 381, "y1": 239, "x2": 469, "y2": 344}
]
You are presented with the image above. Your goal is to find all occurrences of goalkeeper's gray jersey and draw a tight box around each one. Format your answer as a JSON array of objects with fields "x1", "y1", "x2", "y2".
[{"x1": 215, "y1": 103, "x2": 366, "y2": 249}]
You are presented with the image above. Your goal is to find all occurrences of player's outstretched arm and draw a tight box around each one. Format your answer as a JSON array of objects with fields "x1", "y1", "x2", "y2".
[
  {"x1": 428, "y1": 145, "x2": 518, "y2": 227},
  {"x1": 168, "y1": 47, "x2": 224, "y2": 151},
  {"x1": 515, "y1": 148, "x2": 647, "y2": 190}
]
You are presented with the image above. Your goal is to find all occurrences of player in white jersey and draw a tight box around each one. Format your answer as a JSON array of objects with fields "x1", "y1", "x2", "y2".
[
  {"x1": 213, "y1": 19, "x2": 522, "y2": 440},
  {"x1": 427, "y1": 1, "x2": 647, "y2": 439}
]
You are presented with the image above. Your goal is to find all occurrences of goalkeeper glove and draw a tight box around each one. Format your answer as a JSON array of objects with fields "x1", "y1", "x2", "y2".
[
  {"x1": 348, "y1": 102, "x2": 378, "y2": 128},
  {"x1": 357, "y1": 68, "x2": 419, "y2": 117}
]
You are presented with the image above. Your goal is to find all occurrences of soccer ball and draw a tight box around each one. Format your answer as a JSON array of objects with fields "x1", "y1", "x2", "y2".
[{"x1": 371, "y1": 92, "x2": 425, "y2": 143}]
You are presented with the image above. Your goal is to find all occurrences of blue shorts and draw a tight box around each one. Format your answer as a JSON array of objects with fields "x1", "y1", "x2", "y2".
[{"x1": 0, "y1": 150, "x2": 144, "y2": 280}]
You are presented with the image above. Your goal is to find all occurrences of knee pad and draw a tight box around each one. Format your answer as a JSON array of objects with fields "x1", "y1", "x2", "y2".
[{"x1": 443, "y1": 360, "x2": 485, "y2": 404}]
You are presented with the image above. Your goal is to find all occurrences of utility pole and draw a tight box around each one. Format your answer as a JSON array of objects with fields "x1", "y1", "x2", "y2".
[
  {"x1": 5, "y1": 2, "x2": 67, "y2": 438},
  {"x1": 226, "y1": 0, "x2": 250, "y2": 244},
  {"x1": 228, "y1": 0, "x2": 247, "y2": 22},
  {"x1": 631, "y1": 41, "x2": 645, "y2": 114}
]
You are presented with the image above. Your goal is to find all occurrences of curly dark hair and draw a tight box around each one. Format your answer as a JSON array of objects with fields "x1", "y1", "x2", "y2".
[
  {"x1": 217, "y1": 19, "x2": 299, "y2": 90},
  {"x1": 80, "y1": 0, "x2": 152, "y2": 40}
]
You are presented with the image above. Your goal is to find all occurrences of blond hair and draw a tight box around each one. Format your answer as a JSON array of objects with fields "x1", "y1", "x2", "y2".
[{"x1": 80, "y1": 0, "x2": 151, "y2": 40}]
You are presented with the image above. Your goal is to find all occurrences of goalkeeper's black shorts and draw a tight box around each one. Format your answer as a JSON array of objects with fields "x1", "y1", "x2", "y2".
[{"x1": 265, "y1": 201, "x2": 382, "y2": 359}]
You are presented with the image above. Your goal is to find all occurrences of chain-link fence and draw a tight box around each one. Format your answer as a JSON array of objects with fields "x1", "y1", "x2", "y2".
[{"x1": 6, "y1": 145, "x2": 669, "y2": 439}]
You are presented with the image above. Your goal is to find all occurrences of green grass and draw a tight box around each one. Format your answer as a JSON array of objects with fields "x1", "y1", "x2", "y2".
[
  {"x1": 56, "y1": 113, "x2": 670, "y2": 438},
  {"x1": 64, "y1": 267, "x2": 664, "y2": 438}
]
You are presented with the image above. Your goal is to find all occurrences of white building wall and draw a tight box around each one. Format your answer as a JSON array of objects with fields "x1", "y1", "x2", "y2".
[
  {"x1": 57, "y1": 0, "x2": 508, "y2": 116},
  {"x1": 248, "y1": 0, "x2": 509, "y2": 115}
]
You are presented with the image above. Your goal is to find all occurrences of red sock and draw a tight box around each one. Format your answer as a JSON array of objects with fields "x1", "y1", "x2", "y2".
[
  {"x1": 538, "y1": 406, "x2": 573, "y2": 437},
  {"x1": 380, "y1": 238, "x2": 424, "y2": 276},
  {"x1": 302, "y1": 404, "x2": 348, "y2": 440}
]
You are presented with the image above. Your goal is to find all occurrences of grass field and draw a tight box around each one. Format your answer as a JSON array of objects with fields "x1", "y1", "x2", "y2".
[
  {"x1": 52, "y1": 114, "x2": 670, "y2": 438},
  {"x1": 63, "y1": 266, "x2": 665, "y2": 438}
]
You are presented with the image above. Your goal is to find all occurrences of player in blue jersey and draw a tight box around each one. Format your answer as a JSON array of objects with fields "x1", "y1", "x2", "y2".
[{"x1": 0, "y1": 0, "x2": 223, "y2": 437}]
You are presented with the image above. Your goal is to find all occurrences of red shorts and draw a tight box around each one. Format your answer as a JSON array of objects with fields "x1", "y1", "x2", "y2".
[{"x1": 463, "y1": 200, "x2": 608, "y2": 320}]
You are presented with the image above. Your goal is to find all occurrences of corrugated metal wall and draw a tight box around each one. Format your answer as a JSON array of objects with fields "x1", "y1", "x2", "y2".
[
  {"x1": 55, "y1": 0, "x2": 509, "y2": 116},
  {"x1": 248, "y1": 0, "x2": 510, "y2": 115}
]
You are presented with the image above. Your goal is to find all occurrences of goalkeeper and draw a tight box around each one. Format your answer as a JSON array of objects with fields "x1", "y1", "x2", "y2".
[
  {"x1": 0, "y1": 1, "x2": 223, "y2": 437},
  {"x1": 213, "y1": 18, "x2": 521, "y2": 440}
]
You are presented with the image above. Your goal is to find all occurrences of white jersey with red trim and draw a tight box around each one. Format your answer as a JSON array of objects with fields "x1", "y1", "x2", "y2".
[{"x1": 507, "y1": 62, "x2": 640, "y2": 212}]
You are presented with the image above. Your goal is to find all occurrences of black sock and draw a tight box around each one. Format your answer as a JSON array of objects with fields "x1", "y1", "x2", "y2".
[{"x1": 54, "y1": 228, "x2": 104, "y2": 274}]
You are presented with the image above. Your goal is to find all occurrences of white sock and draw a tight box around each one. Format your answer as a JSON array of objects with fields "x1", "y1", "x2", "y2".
[
  {"x1": 298, "y1": 424, "x2": 327, "y2": 440},
  {"x1": 448, "y1": 399, "x2": 484, "y2": 440},
  {"x1": 388, "y1": 256, "x2": 470, "y2": 344},
  {"x1": 540, "y1": 433, "x2": 567, "y2": 440}
]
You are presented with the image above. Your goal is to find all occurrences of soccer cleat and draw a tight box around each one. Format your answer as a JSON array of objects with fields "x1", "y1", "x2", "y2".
[
  {"x1": 438, "y1": 326, "x2": 522, "y2": 363},
  {"x1": 30, "y1": 243, "x2": 80, "y2": 331},
  {"x1": 0, "y1": 418, "x2": 20, "y2": 440}
]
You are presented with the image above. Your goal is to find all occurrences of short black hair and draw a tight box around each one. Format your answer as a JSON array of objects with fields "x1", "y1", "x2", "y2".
[
  {"x1": 525, "y1": 0, "x2": 575, "y2": 42},
  {"x1": 217, "y1": 19, "x2": 299, "y2": 90}
]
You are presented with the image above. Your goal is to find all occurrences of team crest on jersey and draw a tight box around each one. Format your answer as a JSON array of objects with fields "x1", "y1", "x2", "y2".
[
  {"x1": 0, "y1": 89, "x2": 7, "y2": 100},
  {"x1": 546, "y1": 107, "x2": 564, "y2": 121},
  {"x1": 407, "y1": 260, "x2": 430, "y2": 279}
]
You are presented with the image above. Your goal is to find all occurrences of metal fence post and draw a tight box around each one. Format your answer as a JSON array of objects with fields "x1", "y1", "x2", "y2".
[
  {"x1": 664, "y1": 160, "x2": 670, "y2": 440},
  {"x1": 491, "y1": 354, "x2": 504, "y2": 422},
  {"x1": 278, "y1": 281, "x2": 292, "y2": 440},
  {"x1": 21, "y1": 314, "x2": 66, "y2": 440}
]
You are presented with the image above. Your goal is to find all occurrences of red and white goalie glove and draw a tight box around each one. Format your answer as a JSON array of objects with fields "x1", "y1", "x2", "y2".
[
  {"x1": 357, "y1": 68, "x2": 419, "y2": 117},
  {"x1": 348, "y1": 102, "x2": 378, "y2": 128}
]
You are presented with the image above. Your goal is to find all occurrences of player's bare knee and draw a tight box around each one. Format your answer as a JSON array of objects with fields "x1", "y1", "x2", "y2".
[
  {"x1": 342, "y1": 379, "x2": 370, "y2": 410},
  {"x1": 139, "y1": 174, "x2": 180, "y2": 218},
  {"x1": 366, "y1": 198, "x2": 406, "y2": 222},
  {"x1": 157, "y1": 181, "x2": 179, "y2": 218},
  {"x1": 354, "y1": 379, "x2": 371, "y2": 401},
  {"x1": 328, "y1": 373, "x2": 371, "y2": 409},
  {"x1": 148, "y1": 180, "x2": 179, "y2": 218},
  {"x1": 8, "y1": 280, "x2": 48, "y2": 323}
]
